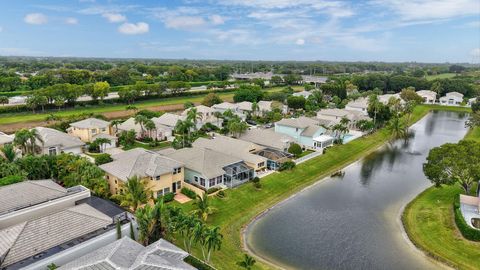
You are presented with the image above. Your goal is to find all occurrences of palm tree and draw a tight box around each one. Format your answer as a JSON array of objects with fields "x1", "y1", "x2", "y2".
[
  {"x1": 387, "y1": 116, "x2": 407, "y2": 140},
  {"x1": 144, "y1": 119, "x2": 157, "y2": 139},
  {"x1": 251, "y1": 101, "x2": 259, "y2": 117},
  {"x1": 113, "y1": 176, "x2": 150, "y2": 212},
  {"x1": 13, "y1": 129, "x2": 30, "y2": 155},
  {"x1": 192, "y1": 193, "x2": 216, "y2": 222},
  {"x1": 93, "y1": 137, "x2": 111, "y2": 153},
  {"x1": 0, "y1": 96, "x2": 8, "y2": 106},
  {"x1": 0, "y1": 144, "x2": 16, "y2": 162},
  {"x1": 227, "y1": 119, "x2": 248, "y2": 138},
  {"x1": 135, "y1": 200, "x2": 163, "y2": 246},
  {"x1": 126, "y1": 105, "x2": 138, "y2": 114},
  {"x1": 175, "y1": 120, "x2": 194, "y2": 148},
  {"x1": 134, "y1": 115, "x2": 149, "y2": 138},
  {"x1": 203, "y1": 226, "x2": 223, "y2": 263},
  {"x1": 237, "y1": 254, "x2": 256, "y2": 270},
  {"x1": 111, "y1": 119, "x2": 123, "y2": 134},
  {"x1": 27, "y1": 129, "x2": 43, "y2": 155},
  {"x1": 213, "y1": 111, "x2": 223, "y2": 127},
  {"x1": 187, "y1": 107, "x2": 202, "y2": 130}
]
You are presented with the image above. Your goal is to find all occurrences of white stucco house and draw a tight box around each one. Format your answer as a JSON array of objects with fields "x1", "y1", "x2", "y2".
[
  {"x1": 467, "y1": 97, "x2": 478, "y2": 107},
  {"x1": 33, "y1": 127, "x2": 85, "y2": 155},
  {"x1": 439, "y1": 91, "x2": 464, "y2": 106},
  {"x1": 416, "y1": 90, "x2": 437, "y2": 104},
  {"x1": 345, "y1": 97, "x2": 369, "y2": 116}
]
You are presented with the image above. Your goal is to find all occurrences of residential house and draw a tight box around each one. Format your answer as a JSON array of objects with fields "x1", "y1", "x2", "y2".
[
  {"x1": 378, "y1": 93, "x2": 403, "y2": 105},
  {"x1": 440, "y1": 91, "x2": 464, "y2": 106},
  {"x1": 67, "y1": 118, "x2": 116, "y2": 151},
  {"x1": 459, "y1": 194, "x2": 480, "y2": 229},
  {"x1": 467, "y1": 97, "x2": 478, "y2": 107},
  {"x1": 181, "y1": 105, "x2": 223, "y2": 129},
  {"x1": 33, "y1": 127, "x2": 85, "y2": 155},
  {"x1": 316, "y1": 108, "x2": 370, "y2": 129},
  {"x1": 99, "y1": 148, "x2": 184, "y2": 198},
  {"x1": 151, "y1": 113, "x2": 185, "y2": 140},
  {"x1": 0, "y1": 131, "x2": 14, "y2": 147},
  {"x1": 0, "y1": 180, "x2": 127, "y2": 269},
  {"x1": 212, "y1": 102, "x2": 246, "y2": 120},
  {"x1": 236, "y1": 101, "x2": 253, "y2": 116},
  {"x1": 164, "y1": 146, "x2": 254, "y2": 190},
  {"x1": 192, "y1": 134, "x2": 268, "y2": 172},
  {"x1": 416, "y1": 90, "x2": 437, "y2": 104},
  {"x1": 117, "y1": 116, "x2": 174, "y2": 141},
  {"x1": 274, "y1": 117, "x2": 333, "y2": 151},
  {"x1": 345, "y1": 97, "x2": 369, "y2": 116},
  {"x1": 57, "y1": 237, "x2": 195, "y2": 270}
]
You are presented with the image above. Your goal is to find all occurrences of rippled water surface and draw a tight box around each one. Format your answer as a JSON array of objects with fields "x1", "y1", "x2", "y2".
[{"x1": 246, "y1": 111, "x2": 469, "y2": 270}]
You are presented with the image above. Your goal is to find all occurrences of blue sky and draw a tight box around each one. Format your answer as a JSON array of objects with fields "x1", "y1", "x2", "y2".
[{"x1": 0, "y1": 0, "x2": 479, "y2": 62}]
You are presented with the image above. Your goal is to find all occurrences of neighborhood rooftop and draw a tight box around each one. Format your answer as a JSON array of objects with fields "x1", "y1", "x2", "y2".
[
  {"x1": 99, "y1": 148, "x2": 183, "y2": 181},
  {"x1": 239, "y1": 128, "x2": 294, "y2": 151},
  {"x1": 58, "y1": 237, "x2": 196, "y2": 270},
  {"x1": 276, "y1": 116, "x2": 319, "y2": 129},
  {"x1": 34, "y1": 127, "x2": 85, "y2": 148},
  {"x1": 69, "y1": 118, "x2": 110, "y2": 129}
]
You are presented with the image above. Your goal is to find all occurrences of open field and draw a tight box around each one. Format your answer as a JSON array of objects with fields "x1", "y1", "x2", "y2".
[
  {"x1": 401, "y1": 115, "x2": 480, "y2": 270},
  {"x1": 426, "y1": 73, "x2": 457, "y2": 81},
  {"x1": 0, "y1": 86, "x2": 300, "y2": 132},
  {"x1": 173, "y1": 105, "x2": 433, "y2": 269}
]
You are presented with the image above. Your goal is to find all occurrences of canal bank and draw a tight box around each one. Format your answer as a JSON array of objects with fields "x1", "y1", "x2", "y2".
[{"x1": 243, "y1": 110, "x2": 469, "y2": 269}]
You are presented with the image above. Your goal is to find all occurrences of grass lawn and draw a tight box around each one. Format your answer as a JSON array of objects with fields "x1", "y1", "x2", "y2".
[
  {"x1": 124, "y1": 140, "x2": 172, "y2": 151},
  {"x1": 426, "y1": 73, "x2": 457, "y2": 81},
  {"x1": 173, "y1": 105, "x2": 432, "y2": 269},
  {"x1": 0, "y1": 86, "x2": 299, "y2": 126},
  {"x1": 401, "y1": 116, "x2": 480, "y2": 270},
  {"x1": 296, "y1": 149, "x2": 315, "y2": 158}
]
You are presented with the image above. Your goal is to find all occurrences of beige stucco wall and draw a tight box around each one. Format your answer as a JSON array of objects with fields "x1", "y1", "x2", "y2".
[{"x1": 69, "y1": 126, "x2": 113, "y2": 142}]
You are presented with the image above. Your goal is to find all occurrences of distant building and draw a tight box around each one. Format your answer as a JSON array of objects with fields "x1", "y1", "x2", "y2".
[
  {"x1": 316, "y1": 108, "x2": 370, "y2": 129},
  {"x1": 33, "y1": 127, "x2": 85, "y2": 155},
  {"x1": 117, "y1": 114, "x2": 177, "y2": 141},
  {"x1": 467, "y1": 97, "x2": 477, "y2": 107},
  {"x1": 439, "y1": 91, "x2": 464, "y2": 106},
  {"x1": 378, "y1": 93, "x2": 403, "y2": 105},
  {"x1": 416, "y1": 90, "x2": 437, "y2": 104},
  {"x1": 99, "y1": 148, "x2": 184, "y2": 198},
  {"x1": 345, "y1": 97, "x2": 369, "y2": 116},
  {"x1": 181, "y1": 105, "x2": 223, "y2": 129},
  {"x1": 58, "y1": 237, "x2": 195, "y2": 270},
  {"x1": 67, "y1": 118, "x2": 116, "y2": 151},
  {"x1": 292, "y1": 91, "x2": 312, "y2": 99}
]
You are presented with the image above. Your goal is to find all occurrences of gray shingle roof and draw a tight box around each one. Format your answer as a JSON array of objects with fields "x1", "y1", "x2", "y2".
[
  {"x1": 152, "y1": 113, "x2": 184, "y2": 128},
  {"x1": 58, "y1": 237, "x2": 195, "y2": 270},
  {"x1": 275, "y1": 116, "x2": 318, "y2": 129},
  {"x1": 70, "y1": 118, "x2": 111, "y2": 129},
  {"x1": 239, "y1": 129, "x2": 293, "y2": 151},
  {"x1": 0, "y1": 180, "x2": 67, "y2": 215},
  {"x1": 0, "y1": 204, "x2": 112, "y2": 267},
  {"x1": 100, "y1": 148, "x2": 183, "y2": 181},
  {"x1": 346, "y1": 97, "x2": 369, "y2": 109},
  {"x1": 34, "y1": 127, "x2": 85, "y2": 148},
  {"x1": 164, "y1": 147, "x2": 242, "y2": 179}
]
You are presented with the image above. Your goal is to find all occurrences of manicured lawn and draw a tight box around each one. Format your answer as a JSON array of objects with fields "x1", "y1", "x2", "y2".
[
  {"x1": 174, "y1": 105, "x2": 432, "y2": 269},
  {"x1": 402, "y1": 185, "x2": 480, "y2": 270},
  {"x1": 296, "y1": 149, "x2": 315, "y2": 158},
  {"x1": 0, "y1": 86, "x2": 298, "y2": 126},
  {"x1": 465, "y1": 126, "x2": 480, "y2": 142},
  {"x1": 124, "y1": 140, "x2": 172, "y2": 151},
  {"x1": 426, "y1": 73, "x2": 457, "y2": 81}
]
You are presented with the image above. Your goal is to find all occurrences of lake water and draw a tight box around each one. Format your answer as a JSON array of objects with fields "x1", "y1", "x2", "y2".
[{"x1": 246, "y1": 111, "x2": 469, "y2": 270}]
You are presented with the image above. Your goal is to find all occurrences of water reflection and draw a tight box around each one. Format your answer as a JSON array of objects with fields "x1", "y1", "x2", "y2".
[{"x1": 360, "y1": 144, "x2": 404, "y2": 186}]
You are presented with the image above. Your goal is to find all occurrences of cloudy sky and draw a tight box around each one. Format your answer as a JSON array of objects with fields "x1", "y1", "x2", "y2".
[{"x1": 0, "y1": 0, "x2": 479, "y2": 62}]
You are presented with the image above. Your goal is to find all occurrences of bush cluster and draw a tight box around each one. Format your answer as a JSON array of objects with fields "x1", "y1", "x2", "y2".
[
  {"x1": 453, "y1": 194, "x2": 480, "y2": 241},
  {"x1": 181, "y1": 187, "x2": 197, "y2": 199}
]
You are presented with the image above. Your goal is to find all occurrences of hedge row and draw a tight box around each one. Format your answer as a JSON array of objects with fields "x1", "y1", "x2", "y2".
[
  {"x1": 183, "y1": 255, "x2": 216, "y2": 270},
  {"x1": 453, "y1": 194, "x2": 480, "y2": 241}
]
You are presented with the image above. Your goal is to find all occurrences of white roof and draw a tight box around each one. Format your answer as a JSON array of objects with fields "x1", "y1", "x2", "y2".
[
  {"x1": 239, "y1": 128, "x2": 293, "y2": 150},
  {"x1": 444, "y1": 91, "x2": 464, "y2": 98},
  {"x1": 416, "y1": 90, "x2": 437, "y2": 97},
  {"x1": 33, "y1": 127, "x2": 85, "y2": 148},
  {"x1": 182, "y1": 105, "x2": 215, "y2": 116},
  {"x1": 313, "y1": 134, "x2": 334, "y2": 142},
  {"x1": 0, "y1": 132, "x2": 14, "y2": 145},
  {"x1": 212, "y1": 102, "x2": 238, "y2": 110},
  {"x1": 152, "y1": 113, "x2": 184, "y2": 128},
  {"x1": 292, "y1": 91, "x2": 311, "y2": 98},
  {"x1": 346, "y1": 97, "x2": 369, "y2": 109},
  {"x1": 257, "y1": 100, "x2": 273, "y2": 111},
  {"x1": 69, "y1": 118, "x2": 110, "y2": 129},
  {"x1": 236, "y1": 101, "x2": 253, "y2": 111}
]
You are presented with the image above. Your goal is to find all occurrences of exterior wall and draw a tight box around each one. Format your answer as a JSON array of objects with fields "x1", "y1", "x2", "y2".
[
  {"x1": 69, "y1": 126, "x2": 113, "y2": 142},
  {"x1": 274, "y1": 124, "x2": 304, "y2": 141},
  {"x1": 299, "y1": 128, "x2": 326, "y2": 149},
  {"x1": 184, "y1": 168, "x2": 224, "y2": 190},
  {"x1": 440, "y1": 96, "x2": 463, "y2": 106},
  {"x1": 41, "y1": 145, "x2": 83, "y2": 155},
  {"x1": 0, "y1": 187, "x2": 91, "y2": 228},
  {"x1": 183, "y1": 182, "x2": 206, "y2": 196}
]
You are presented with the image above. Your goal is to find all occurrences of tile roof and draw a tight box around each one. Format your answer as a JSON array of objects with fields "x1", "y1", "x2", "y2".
[
  {"x1": 236, "y1": 101, "x2": 253, "y2": 111},
  {"x1": 444, "y1": 91, "x2": 464, "y2": 98},
  {"x1": 0, "y1": 180, "x2": 68, "y2": 215},
  {"x1": 69, "y1": 118, "x2": 111, "y2": 129},
  {"x1": 34, "y1": 127, "x2": 85, "y2": 149},
  {"x1": 0, "y1": 204, "x2": 112, "y2": 267},
  {"x1": 58, "y1": 237, "x2": 195, "y2": 270},
  {"x1": 275, "y1": 116, "x2": 318, "y2": 129},
  {"x1": 346, "y1": 97, "x2": 369, "y2": 109},
  {"x1": 100, "y1": 148, "x2": 183, "y2": 181},
  {"x1": 164, "y1": 147, "x2": 242, "y2": 179},
  {"x1": 239, "y1": 128, "x2": 293, "y2": 150},
  {"x1": 152, "y1": 113, "x2": 184, "y2": 128},
  {"x1": 212, "y1": 102, "x2": 238, "y2": 110}
]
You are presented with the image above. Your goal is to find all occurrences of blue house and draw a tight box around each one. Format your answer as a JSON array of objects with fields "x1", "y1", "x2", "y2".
[{"x1": 274, "y1": 116, "x2": 332, "y2": 151}]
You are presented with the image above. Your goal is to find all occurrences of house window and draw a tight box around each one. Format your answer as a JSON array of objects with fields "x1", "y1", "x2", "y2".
[
  {"x1": 194, "y1": 176, "x2": 199, "y2": 182},
  {"x1": 173, "y1": 168, "x2": 182, "y2": 174},
  {"x1": 200, "y1": 178, "x2": 205, "y2": 186},
  {"x1": 114, "y1": 179, "x2": 117, "y2": 184},
  {"x1": 91, "y1": 129, "x2": 97, "y2": 134},
  {"x1": 155, "y1": 176, "x2": 160, "y2": 181},
  {"x1": 258, "y1": 162, "x2": 265, "y2": 168},
  {"x1": 209, "y1": 178, "x2": 216, "y2": 187},
  {"x1": 157, "y1": 190, "x2": 164, "y2": 197},
  {"x1": 101, "y1": 128, "x2": 106, "y2": 132},
  {"x1": 164, "y1": 187, "x2": 170, "y2": 194},
  {"x1": 176, "y1": 181, "x2": 181, "y2": 189},
  {"x1": 216, "y1": 176, "x2": 223, "y2": 184},
  {"x1": 106, "y1": 175, "x2": 110, "y2": 180},
  {"x1": 48, "y1": 147, "x2": 57, "y2": 156}
]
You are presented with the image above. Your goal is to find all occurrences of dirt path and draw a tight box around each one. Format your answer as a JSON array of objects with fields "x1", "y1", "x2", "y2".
[{"x1": 0, "y1": 102, "x2": 192, "y2": 133}]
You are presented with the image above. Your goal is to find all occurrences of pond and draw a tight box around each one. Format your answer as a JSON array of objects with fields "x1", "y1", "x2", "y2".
[{"x1": 245, "y1": 111, "x2": 469, "y2": 270}]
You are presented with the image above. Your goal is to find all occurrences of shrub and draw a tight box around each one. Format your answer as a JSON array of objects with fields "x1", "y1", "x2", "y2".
[
  {"x1": 94, "y1": 153, "x2": 113, "y2": 165},
  {"x1": 0, "y1": 175, "x2": 25, "y2": 187},
  {"x1": 181, "y1": 187, "x2": 197, "y2": 199},
  {"x1": 207, "y1": 187, "x2": 221, "y2": 194},
  {"x1": 250, "y1": 177, "x2": 261, "y2": 189},
  {"x1": 216, "y1": 190, "x2": 226, "y2": 198},
  {"x1": 161, "y1": 192, "x2": 175, "y2": 203},
  {"x1": 288, "y1": 143, "x2": 302, "y2": 157},
  {"x1": 453, "y1": 194, "x2": 480, "y2": 241},
  {"x1": 279, "y1": 161, "x2": 296, "y2": 171},
  {"x1": 184, "y1": 255, "x2": 215, "y2": 270}
]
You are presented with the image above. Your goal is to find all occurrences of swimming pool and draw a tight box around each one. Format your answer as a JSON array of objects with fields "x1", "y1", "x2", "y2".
[{"x1": 342, "y1": 134, "x2": 356, "y2": 143}]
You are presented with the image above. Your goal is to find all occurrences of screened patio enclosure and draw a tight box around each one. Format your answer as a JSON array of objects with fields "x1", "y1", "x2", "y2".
[{"x1": 223, "y1": 161, "x2": 254, "y2": 188}]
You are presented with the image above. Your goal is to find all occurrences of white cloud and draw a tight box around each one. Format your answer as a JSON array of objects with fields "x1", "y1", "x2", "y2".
[
  {"x1": 471, "y1": 48, "x2": 480, "y2": 58},
  {"x1": 165, "y1": 16, "x2": 206, "y2": 30},
  {"x1": 102, "y1": 13, "x2": 126, "y2": 23},
  {"x1": 24, "y1": 13, "x2": 48, "y2": 25},
  {"x1": 210, "y1": 15, "x2": 225, "y2": 25},
  {"x1": 118, "y1": 22, "x2": 149, "y2": 35},
  {"x1": 65, "y1": 17, "x2": 78, "y2": 25},
  {"x1": 295, "y1": 38, "x2": 305, "y2": 45}
]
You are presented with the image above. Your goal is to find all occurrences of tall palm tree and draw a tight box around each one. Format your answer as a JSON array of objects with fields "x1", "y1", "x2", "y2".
[
  {"x1": 192, "y1": 193, "x2": 216, "y2": 222},
  {"x1": 187, "y1": 107, "x2": 202, "y2": 130},
  {"x1": 13, "y1": 129, "x2": 31, "y2": 155},
  {"x1": 237, "y1": 254, "x2": 256, "y2": 270},
  {"x1": 204, "y1": 226, "x2": 223, "y2": 263},
  {"x1": 111, "y1": 119, "x2": 123, "y2": 134},
  {"x1": 135, "y1": 200, "x2": 163, "y2": 246},
  {"x1": 113, "y1": 176, "x2": 150, "y2": 212},
  {"x1": 93, "y1": 137, "x2": 111, "y2": 153},
  {"x1": 175, "y1": 120, "x2": 194, "y2": 148},
  {"x1": 134, "y1": 115, "x2": 149, "y2": 137},
  {"x1": 144, "y1": 120, "x2": 157, "y2": 139},
  {"x1": 251, "y1": 101, "x2": 259, "y2": 117},
  {"x1": 387, "y1": 116, "x2": 407, "y2": 140}
]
